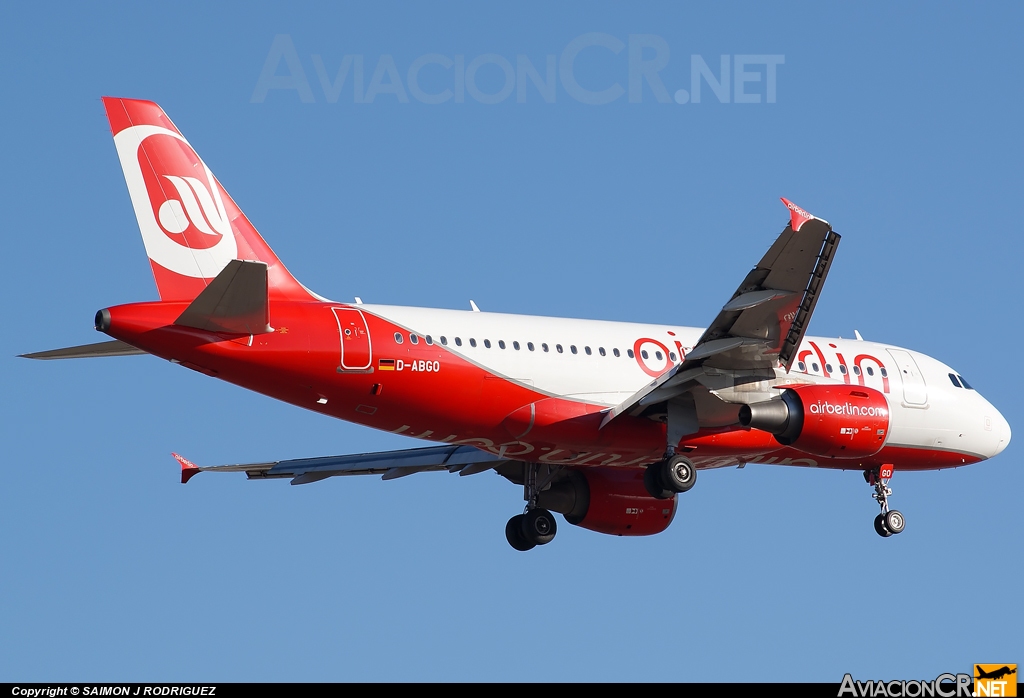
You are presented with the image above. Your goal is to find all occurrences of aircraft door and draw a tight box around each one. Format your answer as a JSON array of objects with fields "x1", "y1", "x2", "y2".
[
  {"x1": 333, "y1": 307, "x2": 373, "y2": 371},
  {"x1": 886, "y1": 348, "x2": 927, "y2": 406}
]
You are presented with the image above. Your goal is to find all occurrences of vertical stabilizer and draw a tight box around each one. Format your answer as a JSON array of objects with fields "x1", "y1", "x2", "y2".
[{"x1": 102, "y1": 97, "x2": 314, "y2": 302}]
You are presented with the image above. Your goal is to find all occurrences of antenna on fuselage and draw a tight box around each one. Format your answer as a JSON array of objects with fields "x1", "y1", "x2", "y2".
[
  {"x1": 854, "y1": 330, "x2": 864, "y2": 341},
  {"x1": 469, "y1": 300, "x2": 481, "y2": 312},
  {"x1": 354, "y1": 297, "x2": 363, "y2": 305}
]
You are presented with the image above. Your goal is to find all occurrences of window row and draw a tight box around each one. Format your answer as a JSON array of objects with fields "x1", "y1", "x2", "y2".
[
  {"x1": 796, "y1": 361, "x2": 888, "y2": 378},
  {"x1": 393, "y1": 332, "x2": 678, "y2": 361}
]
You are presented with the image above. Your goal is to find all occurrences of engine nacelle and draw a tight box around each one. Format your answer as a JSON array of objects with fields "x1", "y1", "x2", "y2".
[
  {"x1": 536, "y1": 467, "x2": 677, "y2": 537},
  {"x1": 738, "y1": 384, "x2": 890, "y2": 459}
]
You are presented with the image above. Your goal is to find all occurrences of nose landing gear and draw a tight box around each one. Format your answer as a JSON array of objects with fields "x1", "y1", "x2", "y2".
[{"x1": 865, "y1": 464, "x2": 905, "y2": 537}]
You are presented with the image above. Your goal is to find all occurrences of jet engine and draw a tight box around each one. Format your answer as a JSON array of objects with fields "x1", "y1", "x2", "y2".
[
  {"x1": 536, "y1": 467, "x2": 677, "y2": 536},
  {"x1": 738, "y1": 384, "x2": 890, "y2": 458}
]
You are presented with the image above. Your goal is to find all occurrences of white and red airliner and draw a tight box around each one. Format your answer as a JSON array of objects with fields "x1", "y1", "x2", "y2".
[{"x1": 24, "y1": 98, "x2": 1011, "y2": 550}]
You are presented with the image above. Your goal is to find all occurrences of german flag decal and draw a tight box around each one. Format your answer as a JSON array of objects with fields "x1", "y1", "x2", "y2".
[{"x1": 378, "y1": 358, "x2": 396, "y2": 371}]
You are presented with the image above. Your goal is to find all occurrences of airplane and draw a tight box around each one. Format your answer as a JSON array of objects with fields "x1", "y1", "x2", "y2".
[
  {"x1": 22, "y1": 97, "x2": 1012, "y2": 551},
  {"x1": 975, "y1": 667, "x2": 1016, "y2": 681}
]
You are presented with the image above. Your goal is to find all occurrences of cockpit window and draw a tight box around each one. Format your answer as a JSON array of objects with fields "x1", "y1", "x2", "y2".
[
  {"x1": 948, "y1": 373, "x2": 962, "y2": 388},
  {"x1": 957, "y1": 374, "x2": 973, "y2": 390}
]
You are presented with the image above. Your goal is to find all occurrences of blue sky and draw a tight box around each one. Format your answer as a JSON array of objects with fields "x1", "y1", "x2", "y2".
[{"x1": 1, "y1": 2, "x2": 1020, "y2": 682}]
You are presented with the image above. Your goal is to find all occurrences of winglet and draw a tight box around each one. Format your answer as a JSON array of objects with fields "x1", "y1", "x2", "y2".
[
  {"x1": 780, "y1": 198, "x2": 815, "y2": 232},
  {"x1": 173, "y1": 452, "x2": 202, "y2": 484}
]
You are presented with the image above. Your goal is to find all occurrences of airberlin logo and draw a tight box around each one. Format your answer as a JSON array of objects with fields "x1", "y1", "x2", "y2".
[
  {"x1": 112, "y1": 124, "x2": 237, "y2": 279},
  {"x1": 785, "y1": 200, "x2": 811, "y2": 220},
  {"x1": 155, "y1": 173, "x2": 231, "y2": 248},
  {"x1": 809, "y1": 401, "x2": 887, "y2": 418}
]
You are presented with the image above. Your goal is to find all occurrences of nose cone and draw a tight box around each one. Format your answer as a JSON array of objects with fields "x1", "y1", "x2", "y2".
[{"x1": 990, "y1": 408, "x2": 1011, "y2": 458}]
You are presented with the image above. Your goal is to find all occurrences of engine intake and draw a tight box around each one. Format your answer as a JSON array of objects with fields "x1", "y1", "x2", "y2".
[{"x1": 739, "y1": 384, "x2": 890, "y2": 459}]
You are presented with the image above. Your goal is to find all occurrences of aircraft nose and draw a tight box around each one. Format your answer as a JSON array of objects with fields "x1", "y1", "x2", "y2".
[{"x1": 990, "y1": 408, "x2": 1011, "y2": 457}]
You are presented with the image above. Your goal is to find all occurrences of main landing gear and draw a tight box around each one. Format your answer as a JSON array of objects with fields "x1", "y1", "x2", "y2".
[
  {"x1": 505, "y1": 462, "x2": 558, "y2": 551},
  {"x1": 643, "y1": 452, "x2": 697, "y2": 499},
  {"x1": 865, "y1": 465, "x2": 905, "y2": 538}
]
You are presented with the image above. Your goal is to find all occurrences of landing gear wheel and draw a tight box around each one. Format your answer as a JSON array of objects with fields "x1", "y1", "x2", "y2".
[
  {"x1": 522, "y1": 508, "x2": 557, "y2": 545},
  {"x1": 505, "y1": 514, "x2": 536, "y2": 551},
  {"x1": 873, "y1": 513, "x2": 892, "y2": 538},
  {"x1": 884, "y1": 509, "x2": 905, "y2": 535},
  {"x1": 644, "y1": 464, "x2": 674, "y2": 499},
  {"x1": 663, "y1": 455, "x2": 697, "y2": 493}
]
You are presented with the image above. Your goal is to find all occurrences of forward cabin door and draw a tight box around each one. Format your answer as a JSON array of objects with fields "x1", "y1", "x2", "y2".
[
  {"x1": 333, "y1": 307, "x2": 372, "y2": 371},
  {"x1": 886, "y1": 348, "x2": 927, "y2": 406}
]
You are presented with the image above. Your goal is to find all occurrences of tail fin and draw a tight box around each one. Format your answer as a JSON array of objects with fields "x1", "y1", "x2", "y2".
[{"x1": 102, "y1": 97, "x2": 314, "y2": 302}]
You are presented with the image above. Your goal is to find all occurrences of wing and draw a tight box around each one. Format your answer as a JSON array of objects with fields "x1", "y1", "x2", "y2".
[
  {"x1": 602, "y1": 198, "x2": 839, "y2": 428},
  {"x1": 175, "y1": 444, "x2": 507, "y2": 485}
]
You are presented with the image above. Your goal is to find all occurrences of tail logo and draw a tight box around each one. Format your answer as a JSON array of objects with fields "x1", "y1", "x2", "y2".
[
  {"x1": 156, "y1": 172, "x2": 230, "y2": 247},
  {"x1": 113, "y1": 125, "x2": 238, "y2": 279}
]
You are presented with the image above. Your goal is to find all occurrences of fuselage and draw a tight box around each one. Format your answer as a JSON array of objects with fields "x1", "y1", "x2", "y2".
[{"x1": 101, "y1": 299, "x2": 1011, "y2": 474}]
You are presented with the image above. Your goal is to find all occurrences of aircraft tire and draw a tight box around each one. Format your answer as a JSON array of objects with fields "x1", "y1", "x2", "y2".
[
  {"x1": 522, "y1": 508, "x2": 557, "y2": 545},
  {"x1": 644, "y1": 465, "x2": 674, "y2": 499},
  {"x1": 506, "y1": 515, "x2": 536, "y2": 551},
  {"x1": 663, "y1": 455, "x2": 697, "y2": 493},
  {"x1": 873, "y1": 513, "x2": 892, "y2": 538},
  {"x1": 884, "y1": 510, "x2": 905, "y2": 535}
]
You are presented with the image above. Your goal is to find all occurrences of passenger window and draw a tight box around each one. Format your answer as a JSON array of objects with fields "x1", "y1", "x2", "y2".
[
  {"x1": 585, "y1": 346, "x2": 592, "y2": 355},
  {"x1": 394, "y1": 332, "x2": 404, "y2": 344},
  {"x1": 599, "y1": 347, "x2": 606, "y2": 356},
  {"x1": 556, "y1": 344, "x2": 563, "y2": 353},
  {"x1": 469, "y1": 338, "x2": 477, "y2": 347},
  {"x1": 798, "y1": 361, "x2": 806, "y2": 372},
  {"x1": 542, "y1": 343, "x2": 549, "y2": 352},
  {"x1": 958, "y1": 375, "x2": 973, "y2": 390},
  {"x1": 498, "y1": 340, "x2": 506, "y2": 349},
  {"x1": 425, "y1": 335, "x2": 433, "y2": 345},
  {"x1": 627, "y1": 349, "x2": 635, "y2": 358},
  {"x1": 455, "y1": 337, "x2": 462, "y2": 346},
  {"x1": 527, "y1": 342, "x2": 534, "y2": 351},
  {"x1": 812, "y1": 363, "x2": 820, "y2": 372},
  {"x1": 613, "y1": 348, "x2": 620, "y2": 357},
  {"x1": 440, "y1": 336, "x2": 448, "y2": 346},
  {"x1": 410, "y1": 335, "x2": 419, "y2": 345},
  {"x1": 825, "y1": 363, "x2": 833, "y2": 373},
  {"x1": 839, "y1": 365, "x2": 847, "y2": 375},
  {"x1": 655, "y1": 351, "x2": 663, "y2": 361},
  {"x1": 641, "y1": 350, "x2": 649, "y2": 359},
  {"x1": 484, "y1": 339, "x2": 491, "y2": 348},
  {"x1": 866, "y1": 366, "x2": 874, "y2": 376},
  {"x1": 570, "y1": 345, "x2": 578, "y2": 354},
  {"x1": 853, "y1": 366, "x2": 861, "y2": 376},
  {"x1": 880, "y1": 368, "x2": 888, "y2": 377},
  {"x1": 669, "y1": 352, "x2": 677, "y2": 362},
  {"x1": 513, "y1": 341, "x2": 520, "y2": 350},
  {"x1": 948, "y1": 373, "x2": 962, "y2": 388}
]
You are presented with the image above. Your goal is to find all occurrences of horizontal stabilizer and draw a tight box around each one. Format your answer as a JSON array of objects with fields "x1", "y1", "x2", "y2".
[
  {"x1": 174, "y1": 259, "x2": 272, "y2": 334},
  {"x1": 20, "y1": 339, "x2": 146, "y2": 360}
]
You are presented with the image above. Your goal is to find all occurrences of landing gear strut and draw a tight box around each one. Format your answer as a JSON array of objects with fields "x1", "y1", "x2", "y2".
[
  {"x1": 865, "y1": 465, "x2": 905, "y2": 537},
  {"x1": 505, "y1": 463, "x2": 558, "y2": 551},
  {"x1": 644, "y1": 452, "x2": 697, "y2": 499}
]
